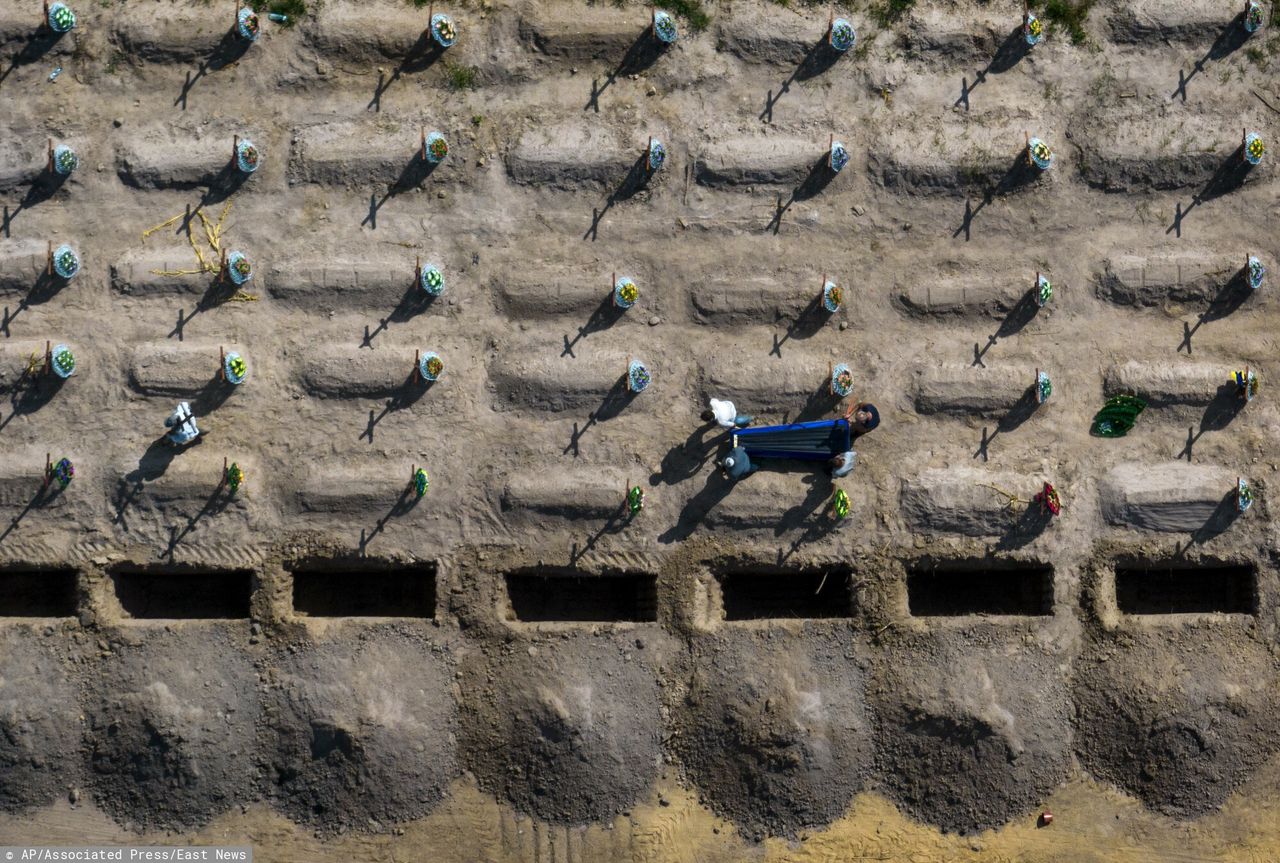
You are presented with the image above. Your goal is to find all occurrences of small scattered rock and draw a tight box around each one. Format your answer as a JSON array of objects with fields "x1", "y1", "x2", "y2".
[
  {"x1": 69, "y1": 787, "x2": 81, "y2": 805},
  {"x1": 839, "y1": 321, "x2": 848, "y2": 331},
  {"x1": 112, "y1": 118, "x2": 123, "y2": 128},
  {"x1": 659, "y1": 796, "x2": 670, "y2": 807},
  {"x1": 648, "y1": 315, "x2": 661, "y2": 326},
  {"x1": 570, "y1": 67, "x2": 578, "y2": 75},
  {"x1": 852, "y1": 204, "x2": 865, "y2": 216},
  {"x1": 646, "y1": 86, "x2": 657, "y2": 96}
]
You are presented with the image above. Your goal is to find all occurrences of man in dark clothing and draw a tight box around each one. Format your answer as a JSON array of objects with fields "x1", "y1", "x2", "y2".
[{"x1": 720, "y1": 446, "x2": 757, "y2": 480}]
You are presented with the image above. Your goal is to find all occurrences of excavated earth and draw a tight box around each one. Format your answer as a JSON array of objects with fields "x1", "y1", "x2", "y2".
[{"x1": 1, "y1": 0, "x2": 1280, "y2": 858}]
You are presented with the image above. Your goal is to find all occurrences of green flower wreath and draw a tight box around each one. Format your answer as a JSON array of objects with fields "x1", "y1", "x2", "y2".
[
  {"x1": 414, "y1": 468, "x2": 430, "y2": 498},
  {"x1": 226, "y1": 462, "x2": 245, "y2": 493},
  {"x1": 627, "y1": 485, "x2": 644, "y2": 515}
]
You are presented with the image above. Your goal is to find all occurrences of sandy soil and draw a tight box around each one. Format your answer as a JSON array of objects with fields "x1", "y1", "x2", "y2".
[{"x1": 2, "y1": 0, "x2": 1280, "y2": 858}]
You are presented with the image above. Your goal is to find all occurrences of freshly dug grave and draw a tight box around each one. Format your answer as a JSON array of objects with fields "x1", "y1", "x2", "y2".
[
  {"x1": 84, "y1": 626, "x2": 261, "y2": 829},
  {"x1": 0, "y1": 628, "x2": 82, "y2": 812},
  {"x1": 673, "y1": 629, "x2": 873, "y2": 841},
  {"x1": 265, "y1": 625, "x2": 459, "y2": 830},
  {"x1": 869, "y1": 630, "x2": 1072, "y2": 834},
  {"x1": 460, "y1": 632, "x2": 664, "y2": 824},
  {"x1": 1074, "y1": 624, "x2": 1280, "y2": 817}
]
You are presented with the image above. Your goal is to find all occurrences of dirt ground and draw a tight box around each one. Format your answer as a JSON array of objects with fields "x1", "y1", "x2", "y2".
[{"x1": 2, "y1": 0, "x2": 1280, "y2": 858}]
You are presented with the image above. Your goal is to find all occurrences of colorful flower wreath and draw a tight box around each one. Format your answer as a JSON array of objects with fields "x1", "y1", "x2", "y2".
[
  {"x1": 627, "y1": 485, "x2": 645, "y2": 515},
  {"x1": 48, "y1": 2, "x2": 75, "y2": 32},
  {"x1": 614, "y1": 277, "x2": 638, "y2": 308},
  {"x1": 53, "y1": 245, "x2": 80, "y2": 279},
  {"x1": 1238, "y1": 478, "x2": 1254, "y2": 513},
  {"x1": 53, "y1": 145, "x2": 78, "y2": 175},
  {"x1": 1033, "y1": 482, "x2": 1061, "y2": 516},
  {"x1": 830, "y1": 19, "x2": 855, "y2": 52},
  {"x1": 51, "y1": 344, "x2": 75, "y2": 378},
  {"x1": 648, "y1": 138, "x2": 666, "y2": 172},
  {"x1": 431, "y1": 13, "x2": 457, "y2": 47},
  {"x1": 51, "y1": 458, "x2": 74, "y2": 489},
  {"x1": 1233, "y1": 369, "x2": 1259, "y2": 400},
  {"x1": 654, "y1": 10, "x2": 678, "y2": 43},
  {"x1": 830, "y1": 141, "x2": 849, "y2": 173},
  {"x1": 832, "y1": 488, "x2": 850, "y2": 519},
  {"x1": 1245, "y1": 1, "x2": 1264, "y2": 32},
  {"x1": 414, "y1": 468, "x2": 429, "y2": 498},
  {"x1": 1037, "y1": 275, "x2": 1053, "y2": 306},
  {"x1": 1036, "y1": 371, "x2": 1052, "y2": 402},
  {"x1": 1247, "y1": 256, "x2": 1265, "y2": 290},
  {"x1": 224, "y1": 351, "x2": 248, "y2": 385},
  {"x1": 236, "y1": 139, "x2": 260, "y2": 173},
  {"x1": 237, "y1": 7, "x2": 259, "y2": 40},
  {"x1": 628, "y1": 360, "x2": 651, "y2": 392},
  {"x1": 425, "y1": 132, "x2": 449, "y2": 164},
  {"x1": 420, "y1": 264, "x2": 445, "y2": 296},
  {"x1": 226, "y1": 462, "x2": 245, "y2": 494},
  {"x1": 420, "y1": 352, "x2": 444, "y2": 381},
  {"x1": 1246, "y1": 134, "x2": 1265, "y2": 164},
  {"x1": 823, "y1": 281, "x2": 843, "y2": 312},
  {"x1": 831, "y1": 363, "x2": 854, "y2": 397},
  {"x1": 1029, "y1": 138, "x2": 1053, "y2": 170},
  {"x1": 227, "y1": 251, "x2": 253, "y2": 285}
]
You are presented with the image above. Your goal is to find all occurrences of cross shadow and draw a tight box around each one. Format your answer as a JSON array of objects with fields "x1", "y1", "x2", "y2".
[
  {"x1": 367, "y1": 36, "x2": 445, "y2": 111},
  {"x1": 567, "y1": 502, "x2": 630, "y2": 566},
  {"x1": 1175, "y1": 383, "x2": 1246, "y2": 460},
  {"x1": 0, "y1": 27, "x2": 65, "y2": 88},
  {"x1": 0, "y1": 368, "x2": 66, "y2": 434},
  {"x1": 994, "y1": 502, "x2": 1052, "y2": 551},
  {"x1": 0, "y1": 479, "x2": 65, "y2": 546},
  {"x1": 173, "y1": 29, "x2": 253, "y2": 108},
  {"x1": 584, "y1": 25, "x2": 669, "y2": 112},
  {"x1": 784, "y1": 379, "x2": 842, "y2": 423},
  {"x1": 1176, "y1": 266, "x2": 1254, "y2": 353},
  {"x1": 759, "y1": 36, "x2": 843, "y2": 122},
  {"x1": 360, "y1": 152, "x2": 440, "y2": 227},
  {"x1": 972, "y1": 386, "x2": 1040, "y2": 458},
  {"x1": 650, "y1": 424, "x2": 722, "y2": 486},
  {"x1": 1170, "y1": 13, "x2": 1249, "y2": 102},
  {"x1": 361, "y1": 279, "x2": 435, "y2": 348},
  {"x1": 1185, "y1": 489, "x2": 1244, "y2": 547},
  {"x1": 168, "y1": 271, "x2": 243, "y2": 339},
  {"x1": 972, "y1": 288, "x2": 1042, "y2": 366},
  {"x1": 769, "y1": 292, "x2": 828, "y2": 357},
  {"x1": 161, "y1": 480, "x2": 236, "y2": 561},
  {"x1": 658, "y1": 468, "x2": 736, "y2": 543},
  {"x1": 190, "y1": 371, "x2": 236, "y2": 415},
  {"x1": 1166, "y1": 144, "x2": 1257, "y2": 236},
  {"x1": 358, "y1": 483, "x2": 420, "y2": 552},
  {"x1": 198, "y1": 158, "x2": 250, "y2": 207},
  {"x1": 952, "y1": 152, "x2": 1044, "y2": 239},
  {"x1": 561, "y1": 293, "x2": 625, "y2": 357},
  {"x1": 2, "y1": 166, "x2": 70, "y2": 231},
  {"x1": 562, "y1": 375, "x2": 638, "y2": 456},
  {"x1": 765, "y1": 154, "x2": 840, "y2": 234},
  {"x1": 1, "y1": 269, "x2": 71, "y2": 336},
  {"x1": 583, "y1": 151, "x2": 655, "y2": 241},
  {"x1": 954, "y1": 25, "x2": 1031, "y2": 110},
  {"x1": 359, "y1": 370, "x2": 433, "y2": 443}
]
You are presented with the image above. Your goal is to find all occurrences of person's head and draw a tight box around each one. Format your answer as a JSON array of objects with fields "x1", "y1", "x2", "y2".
[
  {"x1": 853, "y1": 403, "x2": 880, "y2": 431},
  {"x1": 722, "y1": 454, "x2": 736, "y2": 470},
  {"x1": 829, "y1": 454, "x2": 846, "y2": 470},
  {"x1": 700, "y1": 409, "x2": 715, "y2": 423}
]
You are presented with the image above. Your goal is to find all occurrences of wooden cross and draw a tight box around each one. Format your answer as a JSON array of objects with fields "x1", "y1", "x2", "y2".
[
  {"x1": 232, "y1": 0, "x2": 238, "y2": 31},
  {"x1": 45, "y1": 240, "x2": 53, "y2": 276},
  {"x1": 218, "y1": 247, "x2": 229, "y2": 283},
  {"x1": 827, "y1": 9, "x2": 834, "y2": 37},
  {"x1": 828, "y1": 360, "x2": 835, "y2": 395},
  {"x1": 420, "y1": 127, "x2": 427, "y2": 161},
  {"x1": 44, "y1": 340, "x2": 52, "y2": 376},
  {"x1": 46, "y1": 138, "x2": 54, "y2": 173},
  {"x1": 415, "y1": 255, "x2": 422, "y2": 284},
  {"x1": 646, "y1": 136, "x2": 653, "y2": 170},
  {"x1": 43, "y1": 453, "x2": 52, "y2": 488},
  {"x1": 233, "y1": 134, "x2": 239, "y2": 164},
  {"x1": 219, "y1": 346, "x2": 226, "y2": 381},
  {"x1": 1025, "y1": 130, "x2": 1032, "y2": 165},
  {"x1": 220, "y1": 456, "x2": 229, "y2": 488},
  {"x1": 413, "y1": 348, "x2": 421, "y2": 383}
]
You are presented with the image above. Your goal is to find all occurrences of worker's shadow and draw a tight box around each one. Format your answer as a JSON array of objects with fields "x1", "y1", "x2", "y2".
[
  {"x1": 776, "y1": 470, "x2": 832, "y2": 537},
  {"x1": 651, "y1": 424, "x2": 721, "y2": 486},
  {"x1": 659, "y1": 469, "x2": 735, "y2": 544}
]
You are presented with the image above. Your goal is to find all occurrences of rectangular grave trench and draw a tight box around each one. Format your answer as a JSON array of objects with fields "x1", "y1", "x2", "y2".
[
  {"x1": 1115, "y1": 562, "x2": 1256, "y2": 615},
  {"x1": 0, "y1": 568, "x2": 77, "y2": 618},
  {"x1": 908, "y1": 563, "x2": 1054, "y2": 617},
  {"x1": 112, "y1": 567, "x2": 252, "y2": 619},
  {"x1": 718, "y1": 567, "x2": 854, "y2": 621},
  {"x1": 505, "y1": 569, "x2": 657, "y2": 623},
  {"x1": 291, "y1": 564, "x2": 437, "y2": 618}
]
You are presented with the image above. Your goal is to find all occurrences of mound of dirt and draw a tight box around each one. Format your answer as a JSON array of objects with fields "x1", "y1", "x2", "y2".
[
  {"x1": 1074, "y1": 627, "x2": 1280, "y2": 816},
  {"x1": 870, "y1": 632, "x2": 1071, "y2": 834},
  {"x1": 85, "y1": 627, "x2": 261, "y2": 829},
  {"x1": 673, "y1": 631, "x2": 873, "y2": 841},
  {"x1": 265, "y1": 626, "x2": 459, "y2": 830},
  {"x1": 460, "y1": 633, "x2": 663, "y2": 823},
  {"x1": 0, "y1": 629, "x2": 82, "y2": 813}
]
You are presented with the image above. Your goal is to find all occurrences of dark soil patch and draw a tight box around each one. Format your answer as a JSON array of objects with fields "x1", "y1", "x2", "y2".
[
  {"x1": 0, "y1": 629, "x2": 82, "y2": 812},
  {"x1": 265, "y1": 626, "x2": 458, "y2": 830},
  {"x1": 1074, "y1": 628, "x2": 1280, "y2": 816},
  {"x1": 673, "y1": 631, "x2": 872, "y2": 841},
  {"x1": 460, "y1": 633, "x2": 663, "y2": 823},
  {"x1": 871, "y1": 633, "x2": 1071, "y2": 834},
  {"x1": 85, "y1": 627, "x2": 261, "y2": 829}
]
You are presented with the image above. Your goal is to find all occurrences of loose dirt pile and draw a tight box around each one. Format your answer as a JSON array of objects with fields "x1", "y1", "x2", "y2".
[
  {"x1": 84, "y1": 626, "x2": 260, "y2": 830},
  {"x1": 870, "y1": 628, "x2": 1073, "y2": 834},
  {"x1": 264, "y1": 624, "x2": 459, "y2": 830},
  {"x1": 673, "y1": 628, "x2": 873, "y2": 841},
  {"x1": 460, "y1": 632, "x2": 664, "y2": 824},
  {"x1": 1074, "y1": 623, "x2": 1280, "y2": 816},
  {"x1": 0, "y1": 627, "x2": 82, "y2": 813}
]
